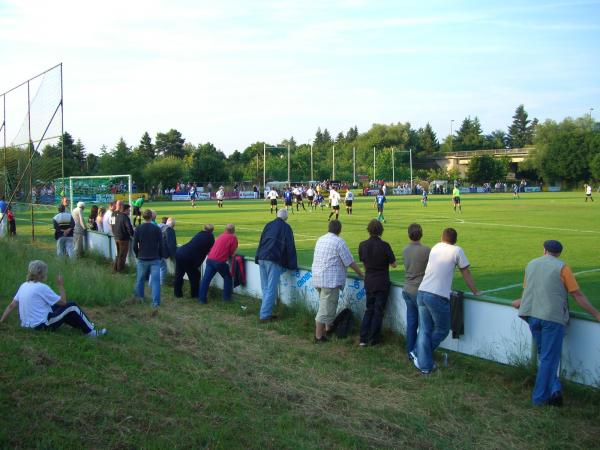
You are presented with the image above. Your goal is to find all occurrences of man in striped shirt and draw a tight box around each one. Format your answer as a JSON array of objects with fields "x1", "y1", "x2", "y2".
[{"x1": 311, "y1": 220, "x2": 363, "y2": 343}]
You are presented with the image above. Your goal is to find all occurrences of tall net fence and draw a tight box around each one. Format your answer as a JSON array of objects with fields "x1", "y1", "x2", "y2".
[{"x1": 1, "y1": 64, "x2": 63, "y2": 237}]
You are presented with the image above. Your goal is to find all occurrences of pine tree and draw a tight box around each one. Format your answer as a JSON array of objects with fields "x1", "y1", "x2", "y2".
[
  {"x1": 137, "y1": 131, "x2": 155, "y2": 160},
  {"x1": 507, "y1": 105, "x2": 537, "y2": 148}
]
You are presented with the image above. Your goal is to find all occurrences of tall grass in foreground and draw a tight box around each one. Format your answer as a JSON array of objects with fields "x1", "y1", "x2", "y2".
[
  {"x1": 2, "y1": 237, "x2": 600, "y2": 449},
  {"x1": 0, "y1": 236, "x2": 133, "y2": 307}
]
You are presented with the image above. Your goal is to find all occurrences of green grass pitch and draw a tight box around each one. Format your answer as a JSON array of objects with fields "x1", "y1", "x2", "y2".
[{"x1": 12, "y1": 191, "x2": 600, "y2": 309}]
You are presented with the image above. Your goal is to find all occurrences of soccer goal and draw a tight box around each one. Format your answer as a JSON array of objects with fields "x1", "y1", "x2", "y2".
[{"x1": 65, "y1": 175, "x2": 132, "y2": 207}]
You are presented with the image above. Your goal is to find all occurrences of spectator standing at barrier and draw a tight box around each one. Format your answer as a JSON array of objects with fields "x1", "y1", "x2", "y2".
[
  {"x1": 312, "y1": 220, "x2": 364, "y2": 343},
  {"x1": 358, "y1": 219, "x2": 397, "y2": 346},
  {"x1": 88, "y1": 205, "x2": 99, "y2": 231},
  {"x1": 71, "y1": 202, "x2": 87, "y2": 258},
  {"x1": 52, "y1": 204, "x2": 75, "y2": 258},
  {"x1": 512, "y1": 240, "x2": 600, "y2": 406},
  {"x1": 255, "y1": 209, "x2": 298, "y2": 322},
  {"x1": 7, "y1": 206, "x2": 16, "y2": 236},
  {"x1": 113, "y1": 203, "x2": 134, "y2": 273},
  {"x1": 0, "y1": 260, "x2": 107, "y2": 337},
  {"x1": 0, "y1": 195, "x2": 7, "y2": 238},
  {"x1": 159, "y1": 217, "x2": 177, "y2": 285},
  {"x1": 412, "y1": 228, "x2": 479, "y2": 374},
  {"x1": 102, "y1": 202, "x2": 115, "y2": 235},
  {"x1": 174, "y1": 224, "x2": 215, "y2": 298},
  {"x1": 96, "y1": 207, "x2": 106, "y2": 233},
  {"x1": 111, "y1": 200, "x2": 123, "y2": 235},
  {"x1": 401, "y1": 223, "x2": 431, "y2": 359},
  {"x1": 133, "y1": 209, "x2": 164, "y2": 308},
  {"x1": 198, "y1": 224, "x2": 238, "y2": 304}
]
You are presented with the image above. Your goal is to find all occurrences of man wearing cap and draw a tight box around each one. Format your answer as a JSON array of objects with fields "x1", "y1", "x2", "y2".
[
  {"x1": 513, "y1": 240, "x2": 600, "y2": 406},
  {"x1": 71, "y1": 201, "x2": 87, "y2": 258},
  {"x1": 255, "y1": 209, "x2": 298, "y2": 322}
]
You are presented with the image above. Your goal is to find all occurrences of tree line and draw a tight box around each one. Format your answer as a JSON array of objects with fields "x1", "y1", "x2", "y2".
[{"x1": 6, "y1": 104, "x2": 599, "y2": 190}]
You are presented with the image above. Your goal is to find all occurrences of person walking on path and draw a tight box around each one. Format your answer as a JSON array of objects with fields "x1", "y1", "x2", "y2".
[
  {"x1": 512, "y1": 240, "x2": 600, "y2": 406},
  {"x1": 255, "y1": 209, "x2": 298, "y2": 322}
]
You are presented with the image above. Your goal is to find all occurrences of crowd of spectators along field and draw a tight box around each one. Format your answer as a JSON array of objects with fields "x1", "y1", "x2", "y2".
[{"x1": 2, "y1": 186, "x2": 600, "y2": 409}]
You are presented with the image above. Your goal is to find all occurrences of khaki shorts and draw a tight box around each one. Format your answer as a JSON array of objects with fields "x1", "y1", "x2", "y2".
[{"x1": 315, "y1": 287, "x2": 340, "y2": 325}]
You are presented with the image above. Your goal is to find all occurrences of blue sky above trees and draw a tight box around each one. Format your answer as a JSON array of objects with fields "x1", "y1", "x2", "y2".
[{"x1": 0, "y1": 0, "x2": 598, "y2": 155}]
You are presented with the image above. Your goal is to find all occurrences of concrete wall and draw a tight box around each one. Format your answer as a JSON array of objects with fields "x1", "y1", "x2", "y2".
[{"x1": 86, "y1": 231, "x2": 600, "y2": 388}]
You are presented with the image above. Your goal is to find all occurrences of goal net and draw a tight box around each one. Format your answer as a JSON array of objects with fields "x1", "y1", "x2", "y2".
[{"x1": 66, "y1": 175, "x2": 132, "y2": 207}]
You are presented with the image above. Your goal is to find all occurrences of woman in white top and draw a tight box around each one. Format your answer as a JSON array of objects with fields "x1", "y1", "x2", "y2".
[{"x1": 0, "y1": 260, "x2": 106, "y2": 337}]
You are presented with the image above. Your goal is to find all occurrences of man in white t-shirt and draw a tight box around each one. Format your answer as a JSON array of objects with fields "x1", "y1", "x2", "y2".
[
  {"x1": 266, "y1": 189, "x2": 279, "y2": 214},
  {"x1": 327, "y1": 187, "x2": 341, "y2": 222},
  {"x1": 0, "y1": 260, "x2": 107, "y2": 337},
  {"x1": 102, "y1": 202, "x2": 115, "y2": 235},
  {"x1": 412, "y1": 228, "x2": 479, "y2": 374},
  {"x1": 306, "y1": 186, "x2": 315, "y2": 211}
]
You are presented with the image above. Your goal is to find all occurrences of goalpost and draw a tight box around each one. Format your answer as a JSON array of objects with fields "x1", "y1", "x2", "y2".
[{"x1": 67, "y1": 175, "x2": 132, "y2": 207}]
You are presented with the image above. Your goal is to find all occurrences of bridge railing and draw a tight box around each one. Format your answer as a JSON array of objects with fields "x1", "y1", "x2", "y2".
[{"x1": 446, "y1": 148, "x2": 532, "y2": 158}]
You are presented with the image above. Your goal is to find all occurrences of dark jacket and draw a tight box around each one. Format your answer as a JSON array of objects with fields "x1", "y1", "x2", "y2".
[
  {"x1": 255, "y1": 218, "x2": 298, "y2": 270},
  {"x1": 113, "y1": 212, "x2": 134, "y2": 241},
  {"x1": 176, "y1": 230, "x2": 215, "y2": 267},
  {"x1": 133, "y1": 222, "x2": 163, "y2": 260},
  {"x1": 162, "y1": 226, "x2": 177, "y2": 259}
]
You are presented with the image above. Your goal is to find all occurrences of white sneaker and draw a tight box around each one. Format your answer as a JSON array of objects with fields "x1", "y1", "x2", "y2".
[{"x1": 87, "y1": 328, "x2": 107, "y2": 338}]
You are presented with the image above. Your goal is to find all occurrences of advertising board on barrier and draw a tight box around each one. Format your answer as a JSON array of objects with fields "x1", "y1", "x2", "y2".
[
  {"x1": 524, "y1": 186, "x2": 541, "y2": 192},
  {"x1": 95, "y1": 194, "x2": 114, "y2": 203},
  {"x1": 393, "y1": 188, "x2": 411, "y2": 195},
  {"x1": 172, "y1": 192, "x2": 211, "y2": 201},
  {"x1": 238, "y1": 191, "x2": 258, "y2": 199},
  {"x1": 548, "y1": 186, "x2": 561, "y2": 192},
  {"x1": 114, "y1": 192, "x2": 148, "y2": 201}
]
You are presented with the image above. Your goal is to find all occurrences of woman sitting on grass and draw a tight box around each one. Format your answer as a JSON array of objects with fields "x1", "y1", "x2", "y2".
[{"x1": 0, "y1": 260, "x2": 107, "y2": 337}]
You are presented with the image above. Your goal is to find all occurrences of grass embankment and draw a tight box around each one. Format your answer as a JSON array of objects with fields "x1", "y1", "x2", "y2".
[{"x1": 1, "y1": 237, "x2": 600, "y2": 449}]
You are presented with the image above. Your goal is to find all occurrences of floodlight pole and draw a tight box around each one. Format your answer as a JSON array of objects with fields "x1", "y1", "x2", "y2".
[
  {"x1": 353, "y1": 147, "x2": 356, "y2": 184},
  {"x1": 332, "y1": 145, "x2": 335, "y2": 180},
  {"x1": 391, "y1": 147, "x2": 395, "y2": 186},
  {"x1": 263, "y1": 143, "x2": 266, "y2": 192},
  {"x1": 373, "y1": 147, "x2": 376, "y2": 181},
  {"x1": 287, "y1": 143, "x2": 291, "y2": 186},
  {"x1": 310, "y1": 142, "x2": 313, "y2": 182},
  {"x1": 450, "y1": 119, "x2": 454, "y2": 152},
  {"x1": 60, "y1": 63, "x2": 65, "y2": 195}
]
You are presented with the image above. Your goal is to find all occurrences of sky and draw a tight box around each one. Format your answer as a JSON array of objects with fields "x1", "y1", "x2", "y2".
[{"x1": 0, "y1": 0, "x2": 599, "y2": 155}]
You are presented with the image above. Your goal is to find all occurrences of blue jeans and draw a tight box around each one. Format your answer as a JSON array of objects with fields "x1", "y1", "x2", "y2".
[
  {"x1": 259, "y1": 260, "x2": 283, "y2": 319},
  {"x1": 402, "y1": 290, "x2": 419, "y2": 356},
  {"x1": 415, "y1": 291, "x2": 450, "y2": 371},
  {"x1": 198, "y1": 259, "x2": 232, "y2": 303},
  {"x1": 136, "y1": 259, "x2": 161, "y2": 307},
  {"x1": 528, "y1": 317, "x2": 565, "y2": 405}
]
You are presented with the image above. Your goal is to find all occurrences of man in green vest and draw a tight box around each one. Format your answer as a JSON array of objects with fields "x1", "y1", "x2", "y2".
[{"x1": 513, "y1": 240, "x2": 600, "y2": 406}]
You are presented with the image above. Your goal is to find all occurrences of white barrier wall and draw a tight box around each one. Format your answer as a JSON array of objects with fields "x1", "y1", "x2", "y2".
[{"x1": 85, "y1": 232, "x2": 600, "y2": 387}]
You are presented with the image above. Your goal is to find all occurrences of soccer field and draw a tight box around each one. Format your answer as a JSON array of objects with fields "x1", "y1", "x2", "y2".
[{"x1": 13, "y1": 191, "x2": 600, "y2": 309}]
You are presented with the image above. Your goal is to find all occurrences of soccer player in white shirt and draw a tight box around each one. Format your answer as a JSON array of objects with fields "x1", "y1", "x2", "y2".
[
  {"x1": 216, "y1": 186, "x2": 225, "y2": 208},
  {"x1": 266, "y1": 189, "x2": 279, "y2": 214},
  {"x1": 344, "y1": 189, "x2": 354, "y2": 215},
  {"x1": 328, "y1": 187, "x2": 341, "y2": 221},
  {"x1": 585, "y1": 184, "x2": 594, "y2": 202},
  {"x1": 306, "y1": 186, "x2": 316, "y2": 211}
]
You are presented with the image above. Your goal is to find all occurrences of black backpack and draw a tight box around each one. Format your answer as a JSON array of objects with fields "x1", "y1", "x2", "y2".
[{"x1": 330, "y1": 308, "x2": 353, "y2": 338}]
